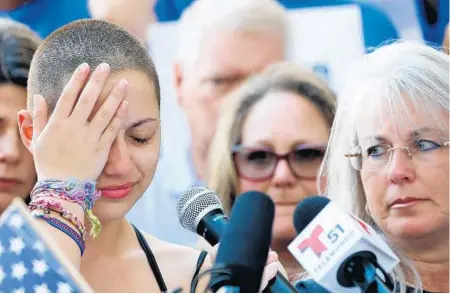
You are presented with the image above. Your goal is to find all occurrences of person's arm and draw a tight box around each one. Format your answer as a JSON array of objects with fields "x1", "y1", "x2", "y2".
[
  {"x1": 443, "y1": 23, "x2": 449, "y2": 54},
  {"x1": 18, "y1": 63, "x2": 128, "y2": 267},
  {"x1": 88, "y1": 0, "x2": 156, "y2": 45}
]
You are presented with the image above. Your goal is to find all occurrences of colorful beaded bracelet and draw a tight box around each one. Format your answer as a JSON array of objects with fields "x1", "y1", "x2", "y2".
[
  {"x1": 32, "y1": 211, "x2": 85, "y2": 255},
  {"x1": 31, "y1": 178, "x2": 101, "y2": 237},
  {"x1": 29, "y1": 197, "x2": 87, "y2": 241}
]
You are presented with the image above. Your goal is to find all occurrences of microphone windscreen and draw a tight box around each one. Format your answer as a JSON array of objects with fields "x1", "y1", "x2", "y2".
[
  {"x1": 214, "y1": 191, "x2": 274, "y2": 292},
  {"x1": 177, "y1": 186, "x2": 224, "y2": 232},
  {"x1": 293, "y1": 196, "x2": 330, "y2": 234}
]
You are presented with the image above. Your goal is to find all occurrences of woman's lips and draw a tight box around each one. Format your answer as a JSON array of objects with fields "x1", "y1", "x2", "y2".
[
  {"x1": 99, "y1": 183, "x2": 134, "y2": 200},
  {"x1": 390, "y1": 197, "x2": 428, "y2": 208},
  {"x1": 0, "y1": 178, "x2": 20, "y2": 191}
]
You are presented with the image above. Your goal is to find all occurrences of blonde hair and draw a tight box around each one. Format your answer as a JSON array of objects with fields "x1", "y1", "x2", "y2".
[
  {"x1": 207, "y1": 62, "x2": 336, "y2": 213},
  {"x1": 319, "y1": 41, "x2": 449, "y2": 292}
]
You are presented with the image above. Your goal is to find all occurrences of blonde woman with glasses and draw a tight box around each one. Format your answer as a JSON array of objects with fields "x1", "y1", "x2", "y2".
[
  {"x1": 207, "y1": 62, "x2": 336, "y2": 277},
  {"x1": 319, "y1": 41, "x2": 449, "y2": 293}
]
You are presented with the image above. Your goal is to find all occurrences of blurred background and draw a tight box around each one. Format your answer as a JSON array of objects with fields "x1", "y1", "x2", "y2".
[
  {"x1": 1, "y1": 0, "x2": 447, "y2": 165},
  {"x1": 1, "y1": 0, "x2": 448, "y2": 250}
]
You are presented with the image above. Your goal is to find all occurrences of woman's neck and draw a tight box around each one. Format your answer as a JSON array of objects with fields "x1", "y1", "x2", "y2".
[
  {"x1": 271, "y1": 239, "x2": 302, "y2": 279},
  {"x1": 83, "y1": 217, "x2": 133, "y2": 259},
  {"x1": 411, "y1": 258, "x2": 449, "y2": 292},
  {"x1": 397, "y1": 232, "x2": 449, "y2": 292},
  {"x1": 278, "y1": 250, "x2": 302, "y2": 279}
]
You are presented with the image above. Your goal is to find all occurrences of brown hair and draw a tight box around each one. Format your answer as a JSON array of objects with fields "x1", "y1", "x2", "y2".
[{"x1": 207, "y1": 62, "x2": 336, "y2": 213}]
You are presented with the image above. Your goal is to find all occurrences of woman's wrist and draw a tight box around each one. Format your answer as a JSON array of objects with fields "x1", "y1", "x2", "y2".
[
  {"x1": 29, "y1": 178, "x2": 101, "y2": 237},
  {"x1": 31, "y1": 209, "x2": 86, "y2": 255}
]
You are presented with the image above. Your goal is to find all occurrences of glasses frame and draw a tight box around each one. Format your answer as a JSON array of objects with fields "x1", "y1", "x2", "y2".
[
  {"x1": 345, "y1": 141, "x2": 450, "y2": 172},
  {"x1": 232, "y1": 144, "x2": 327, "y2": 182}
]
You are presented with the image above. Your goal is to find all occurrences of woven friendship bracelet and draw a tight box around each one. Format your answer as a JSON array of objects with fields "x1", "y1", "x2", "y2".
[
  {"x1": 31, "y1": 178, "x2": 101, "y2": 237},
  {"x1": 32, "y1": 211, "x2": 85, "y2": 255},
  {"x1": 29, "y1": 197, "x2": 87, "y2": 241}
]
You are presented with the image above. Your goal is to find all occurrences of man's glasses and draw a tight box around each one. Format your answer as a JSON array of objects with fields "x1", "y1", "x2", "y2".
[
  {"x1": 232, "y1": 144, "x2": 327, "y2": 181},
  {"x1": 345, "y1": 139, "x2": 449, "y2": 172}
]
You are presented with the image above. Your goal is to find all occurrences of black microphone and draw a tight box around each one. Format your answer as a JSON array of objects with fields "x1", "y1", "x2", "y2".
[
  {"x1": 177, "y1": 187, "x2": 299, "y2": 293},
  {"x1": 208, "y1": 191, "x2": 274, "y2": 292},
  {"x1": 291, "y1": 196, "x2": 397, "y2": 293}
]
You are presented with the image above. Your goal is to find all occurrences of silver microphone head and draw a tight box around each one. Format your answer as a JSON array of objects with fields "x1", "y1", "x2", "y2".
[{"x1": 177, "y1": 186, "x2": 224, "y2": 233}]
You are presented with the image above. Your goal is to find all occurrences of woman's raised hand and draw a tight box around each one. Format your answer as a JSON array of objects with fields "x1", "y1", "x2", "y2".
[{"x1": 31, "y1": 63, "x2": 128, "y2": 182}]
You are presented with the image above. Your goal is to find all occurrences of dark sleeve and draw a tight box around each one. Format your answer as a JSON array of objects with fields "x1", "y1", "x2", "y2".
[{"x1": 190, "y1": 250, "x2": 208, "y2": 293}]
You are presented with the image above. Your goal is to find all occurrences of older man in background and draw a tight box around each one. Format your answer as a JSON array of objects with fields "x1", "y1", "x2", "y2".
[{"x1": 127, "y1": 0, "x2": 287, "y2": 246}]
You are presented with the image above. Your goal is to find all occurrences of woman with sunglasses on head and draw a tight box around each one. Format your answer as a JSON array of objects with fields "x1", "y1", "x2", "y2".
[
  {"x1": 207, "y1": 62, "x2": 336, "y2": 278},
  {"x1": 317, "y1": 41, "x2": 449, "y2": 292}
]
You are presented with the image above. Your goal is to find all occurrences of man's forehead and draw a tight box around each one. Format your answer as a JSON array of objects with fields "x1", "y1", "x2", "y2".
[{"x1": 198, "y1": 30, "x2": 284, "y2": 71}]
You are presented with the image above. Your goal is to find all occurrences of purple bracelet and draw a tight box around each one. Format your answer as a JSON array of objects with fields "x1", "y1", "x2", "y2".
[{"x1": 32, "y1": 211, "x2": 85, "y2": 256}]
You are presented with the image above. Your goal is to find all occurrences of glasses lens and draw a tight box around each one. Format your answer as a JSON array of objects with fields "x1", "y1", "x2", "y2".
[
  {"x1": 410, "y1": 139, "x2": 449, "y2": 167},
  {"x1": 234, "y1": 148, "x2": 276, "y2": 180},
  {"x1": 349, "y1": 144, "x2": 391, "y2": 171},
  {"x1": 290, "y1": 147, "x2": 325, "y2": 178}
]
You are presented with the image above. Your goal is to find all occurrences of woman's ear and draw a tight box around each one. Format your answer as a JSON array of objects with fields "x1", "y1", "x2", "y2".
[
  {"x1": 318, "y1": 175, "x2": 327, "y2": 194},
  {"x1": 17, "y1": 110, "x2": 34, "y2": 152}
]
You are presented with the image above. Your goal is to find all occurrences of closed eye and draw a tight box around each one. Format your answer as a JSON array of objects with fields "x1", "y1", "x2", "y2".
[{"x1": 131, "y1": 136, "x2": 150, "y2": 144}]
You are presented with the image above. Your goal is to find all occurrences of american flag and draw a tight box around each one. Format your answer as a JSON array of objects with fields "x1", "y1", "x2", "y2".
[{"x1": 0, "y1": 199, "x2": 91, "y2": 293}]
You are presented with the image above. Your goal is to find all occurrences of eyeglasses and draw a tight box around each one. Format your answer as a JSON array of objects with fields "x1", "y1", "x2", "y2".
[
  {"x1": 345, "y1": 139, "x2": 450, "y2": 172},
  {"x1": 232, "y1": 144, "x2": 327, "y2": 181}
]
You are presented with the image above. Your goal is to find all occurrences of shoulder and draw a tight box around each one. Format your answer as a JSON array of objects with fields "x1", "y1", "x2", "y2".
[
  {"x1": 145, "y1": 232, "x2": 206, "y2": 260},
  {"x1": 143, "y1": 232, "x2": 212, "y2": 292}
]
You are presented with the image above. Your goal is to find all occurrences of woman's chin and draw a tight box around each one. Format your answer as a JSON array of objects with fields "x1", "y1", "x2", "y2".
[
  {"x1": 92, "y1": 198, "x2": 136, "y2": 223},
  {"x1": 272, "y1": 222, "x2": 297, "y2": 246},
  {"x1": 0, "y1": 193, "x2": 14, "y2": 214},
  {"x1": 386, "y1": 217, "x2": 448, "y2": 239}
]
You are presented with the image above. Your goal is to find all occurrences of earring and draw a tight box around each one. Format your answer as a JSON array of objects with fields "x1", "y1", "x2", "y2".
[{"x1": 365, "y1": 203, "x2": 371, "y2": 216}]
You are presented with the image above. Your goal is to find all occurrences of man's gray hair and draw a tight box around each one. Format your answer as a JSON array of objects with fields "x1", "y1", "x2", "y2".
[{"x1": 176, "y1": 0, "x2": 288, "y2": 69}]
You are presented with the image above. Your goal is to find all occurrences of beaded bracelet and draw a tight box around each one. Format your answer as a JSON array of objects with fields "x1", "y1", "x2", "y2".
[
  {"x1": 29, "y1": 197, "x2": 87, "y2": 241},
  {"x1": 32, "y1": 210, "x2": 85, "y2": 255},
  {"x1": 31, "y1": 178, "x2": 101, "y2": 237}
]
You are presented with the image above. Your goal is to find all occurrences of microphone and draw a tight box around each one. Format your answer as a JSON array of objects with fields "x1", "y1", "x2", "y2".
[
  {"x1": 177, "y1": 187, "x2": 299, "y2": 293},
  {"x1": 288, "y1": 196, "x2": 399, "y2": 293},
  {"x1": 177, "y1": 186, "x2": 228, "y2": 245},
  {"x1": 209, "y1": 191, "x2": 274, "y2": 293}
]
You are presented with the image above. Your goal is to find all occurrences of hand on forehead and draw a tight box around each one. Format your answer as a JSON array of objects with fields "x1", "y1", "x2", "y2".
[{"x1": 85, "y1": 68, "x2": 160, "y2": 129}]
